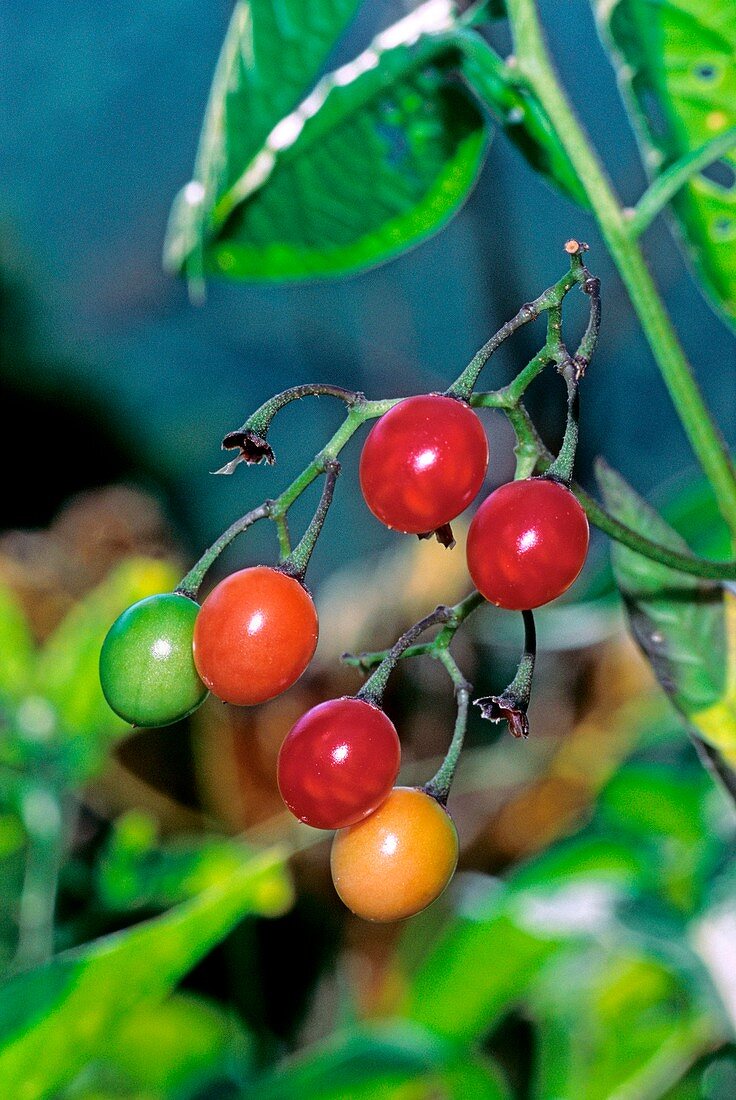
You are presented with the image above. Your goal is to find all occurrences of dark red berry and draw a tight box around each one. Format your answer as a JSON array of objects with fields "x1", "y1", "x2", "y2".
[
  {"x1": 277, "y1": 697, "x2": 400, "y2": 829},
  {"x1": 467, "y1": 478, "x2": 589, "y2": 610},
  {"x1": 359, "y1": 395, "x2": 488, "y2": 534}
]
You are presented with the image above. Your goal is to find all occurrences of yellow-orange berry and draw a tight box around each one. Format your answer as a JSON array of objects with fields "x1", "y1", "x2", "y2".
[{"x1": 330, "y1": 787, "x2": 458, "y2": 922}]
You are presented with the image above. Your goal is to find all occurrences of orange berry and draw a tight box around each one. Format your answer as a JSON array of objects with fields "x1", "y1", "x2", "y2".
[{"x1": 330, "y1": 787, "x2": 458, "y2": 922}]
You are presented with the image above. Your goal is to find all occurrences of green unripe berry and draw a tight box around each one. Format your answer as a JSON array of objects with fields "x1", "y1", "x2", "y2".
[{"x1": 100, "y1": 593, "x2": 207, "y2": 727}]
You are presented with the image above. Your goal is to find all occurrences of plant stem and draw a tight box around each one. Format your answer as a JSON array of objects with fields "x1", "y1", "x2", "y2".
[
  {"x1": 274, "y1": 513, "x2": 292, "y2": 560},
  {"x1": 475, "y1": 609, "x2": 536, "y2": 739},
  {"x1": 177, "y1": 397, "x2": 398, "y2": 596},
  {"x1": 630, "y1": 127, "x2": 736, "y2": 238},
  {"x1": 272, "y1": 398, "x2": 399, "y2": 515},
  {"x1": 280, "y1": 462, "x2": 340, "y2": 581},
  {"x1": 356, "y1": 605, "x2": 457, "y2": 707},
  {"x1": 544, "y1": 366, "x2": 579, "y2": 486},
  {"x1": 424, "y1": 649, "x2": 473, "y2": 805},
  {"x1": 232, "y1": 383, "x2": 361, "y2": 441},
  {"x1": 177, "y1": 502, "x2": 272, "y2": 599},
  {"x1": 504, "y1": 0, "x2": 736, "y2": 541},
  {"x1": 446, "y1": 250, "x2": 587, "y2": 400},
  {"x1": 345, "y1": 594, "x2": 483, "y2": 801},
  {"x1": 344, "y1": 589, "x2": 486, "y2": 672},
  {"x1": 14, "y1": 784, "x2": 66, "y2": 972}
]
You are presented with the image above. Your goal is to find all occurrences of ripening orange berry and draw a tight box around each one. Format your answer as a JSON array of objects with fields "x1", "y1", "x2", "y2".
[{"x1": 330, "y1": 786, "x2": 458, "y2": 922}]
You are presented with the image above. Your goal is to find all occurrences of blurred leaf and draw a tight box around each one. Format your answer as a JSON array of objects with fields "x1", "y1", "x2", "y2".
[
  {"x1": 0, "y1": 813, "x2": 24, "y2": 860},
  {"x1": 658, "y1": 477, "x2": 732, "y2": 562},
  {"x1": 104, "y1": 994, "x2": 247, "y2": 1098},
  {"x1": 457, "y1": 31, "x2": 589, "y2": 205},
  {"x1": 600, "y1": 764, "x2": 709, "y2": 847},
  {"x1": 250, "y1": 1022, "x2": 509, "y2": 1100},
  {"x1": 0, "y1": 847, "x2": 292, "y2": 1098},
  {"x1": 595, "y1": 0, "x2": 736, "y2": 328},
  {"x1": 597, "y1": 460, "x2": 736, "y2": 768},
  {"x1": 0, "y1": 583, "x2": 34, "y2": 703},
  {"x1": 403, "y1": 838, "x2": 644, "y2": 1042},
  {"x1": 532, "y1": 947, "x2": 718, "y2": 1100},
  {"x1": 61, "y1": 993, "x2": 250, "y2": 1099},
  {"x1": 34, "y1": 558, "x2": 179, "y2": 772},
  {"x1": 166, "y1": 1, "x2": 488, "y2": 282},
  {"x1": 97, "y1": 810, "x2": 261, "y2": 912},
  {"x1": 599, "y1": 764, "x2": 717, "y2": 912}
]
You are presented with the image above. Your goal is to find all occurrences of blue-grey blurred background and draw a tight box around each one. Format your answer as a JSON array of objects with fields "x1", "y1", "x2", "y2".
[{"x1": 3, "y1": 0, "x2": 735, "y2": 571}]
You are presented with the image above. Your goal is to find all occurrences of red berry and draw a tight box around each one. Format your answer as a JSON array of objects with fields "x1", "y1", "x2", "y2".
[
  {"x1": 466, "y1": 478, "x2": 589, "y2": 610},
  {"x1": 277, "y1": 697, "x2": 400, "y2": 829},
  {"x1": 192, "y1": 566, "x2": 318, "y2": 705},
  {"x1": 330, "y1": 787, "x2": 458, "y2": 922},
  {"x1": 359, "y1": 395, "x2": 489, "y2": 534}
]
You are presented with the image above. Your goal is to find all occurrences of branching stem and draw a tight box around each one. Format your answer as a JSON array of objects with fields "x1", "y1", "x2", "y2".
[
  {"x1": 503, "y1": 0, "x2": 736, "y2": 541},
  {"x1": 424, "y1": 649, "x2": 473, "y2": 805}
]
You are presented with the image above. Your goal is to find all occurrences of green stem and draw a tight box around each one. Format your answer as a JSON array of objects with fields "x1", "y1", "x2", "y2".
[
  {"x1": 506, "y1": 610, "x2": 536, "y2": 704},
  {"x1": 232, "y1": 383, "x2": 360, "y2": 441},
  {"x1": 356, "y1": 605, "x2": 456, "y2": 707},
  {"x1": 14, "y1": 784, "x2": 66, "y2": 972},
  {"x1": 280, "y1": 462, "x2": 340, "y2": 582},
  {"x1": 503, "y1": 0, "x2": 736, "y2": 540},
  {"x1": 446, "y1": 251, "x2": 586, "y2": 401},
  {"x1": 176, "y1": 502, "x2": 271, "y2": 599},
  {"x1": 544, "y1": 366, "x2": 579, "y2": 486},
  {"x1": 424, "y1": 649, "x2": 473, "y2": 805},
  {"x1": 630, "y1": 126, "x2": 736, "y2": 238},
  {"x1": 177, "y1": 397, "x2": 398, "y2": 596},
  {"x1": 274, "y1": 513, "x2": 292, "y2": 561},
  {"x1": 344, "y1": 590, "x2": 486, "y2": 672},
  {"x1": 475, "y1": 610, "x2": 536, "y2": 739},
  {"x1": 271, "y1": 398, "x2": 399, "y2": 517},
  {"x1": 475, "y1": 393, "x2": 736, "y2": 580}
]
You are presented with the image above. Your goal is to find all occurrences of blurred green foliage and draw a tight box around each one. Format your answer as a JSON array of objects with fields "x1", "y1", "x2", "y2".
[
  {"x1": 2, "y1": 0, "x2": 736, "y2": 1096},
  {"x1": 0, "y1": 544, "x2": 733, "y2": 1096}
]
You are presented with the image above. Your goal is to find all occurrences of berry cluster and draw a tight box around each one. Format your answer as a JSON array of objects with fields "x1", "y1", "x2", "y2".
[{"x1": 100, "y1": 246, "x2": 599, "y2": 922}]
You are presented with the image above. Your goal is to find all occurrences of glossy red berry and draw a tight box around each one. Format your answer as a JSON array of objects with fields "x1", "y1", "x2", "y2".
[
  {"x1": 277, "y1": 697, "x2": 400, "y2": 829},
  {"x1": 192, "y1": 566, "x2": 318, "y2": 706},
  {"x1": 330, "y1": 787, "x2": 458, "y2": 922},
  {"x1": 466, "y1": 478, "x2": 589, "y2": 610},
  {"x1": 359, "y1": 395, "x2": 489, "y2": 534}
]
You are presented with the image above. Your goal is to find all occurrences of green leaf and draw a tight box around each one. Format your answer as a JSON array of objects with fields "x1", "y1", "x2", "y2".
[
  {"x1": 595, "y1": 0, "x2": 736, "y2": 328},
  {"x1": 532, "y1": 948, "x2": 717, "y2": 1100},
  {"x1": 166, "y1": 1, "x2": 489, "y2": 283},
  {"x1": 33, "y1": 558, "x2": 179, "y2": 773},
  {"x1": 250, "y1": 1023, "x2": 509, "y2": 1100},
  {"x1": 600, "y1": 764, "x2": 709, "y2": 847},
  {"x1": 96, "y1": 810, "x2": 262, "y2": 912},
  {"x1": 457, "y1": 31, "x2": 589, "y2": 206},
  {"x1": 596, "y1": 459, "x2": 736, "y2": 767},
  {"x1": 0, "y1": 583, "x2": 35, "y2": 703},
  {"x1": 598, "y1": 764, "x2": 719, "y2": 913},
  {"x1": 403, "y1": 838, "x2": 644, "y2": 1042},
  {"x1": 0, "y1": 846, "x2": 292, "y2": 1098},
  {"x1": 63, "y1": 993, "x2": 251, "y2": 1099}
]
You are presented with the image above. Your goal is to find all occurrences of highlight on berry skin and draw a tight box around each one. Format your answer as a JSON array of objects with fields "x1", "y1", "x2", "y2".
[
  {"x1": 330, "y1": 787, "x2": 459, "y2": 922},
  {"x1": 192, "y1": 565, "x2": 318, "y2": 706},
  {"x1": 467, "y1": 477, "x2": 589, "y2": 610},
  {"x1": 359, "y1": 394, "x2": 489, "y2": 535},
  {"x1": 99, "y1": 592, "x2": 208, "y2": 728},
  {"x1": 277, "y1": 697, "x2": 401, "y2": 830}
]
